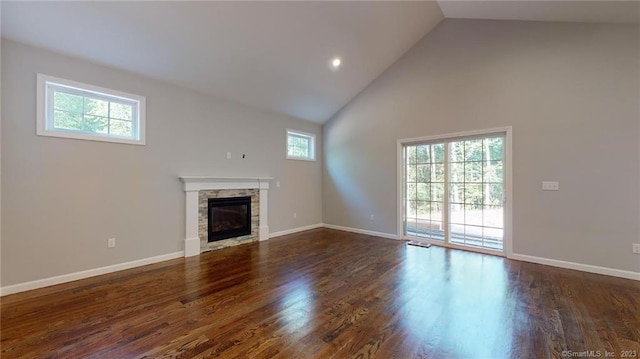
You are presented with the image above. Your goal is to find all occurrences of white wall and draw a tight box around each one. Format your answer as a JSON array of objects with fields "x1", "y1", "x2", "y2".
[
  {"x1": 1, "y1": 39, "x2": 323, "y2": 287},
  {"x1": 323, "y1": 19, "x2": 640, "y2": 274}
]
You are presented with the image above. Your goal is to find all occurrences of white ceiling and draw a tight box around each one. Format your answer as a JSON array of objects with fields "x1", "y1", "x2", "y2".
[
  {"x1": 2, "y1": 1, "x2": 638, "y2": 124},
  {"x1": 439, "y1": 0, "x2": 640, "y2": 24}
]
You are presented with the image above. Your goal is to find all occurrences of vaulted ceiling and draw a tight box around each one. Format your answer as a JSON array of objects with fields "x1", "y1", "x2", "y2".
[{"x1": 2, "y1": 1, "x2": 638, "y2": 123}]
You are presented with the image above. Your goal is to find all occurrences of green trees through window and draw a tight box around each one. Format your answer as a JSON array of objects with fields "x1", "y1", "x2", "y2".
[
  {"x1": 406, "y1": 143, "x2": 446, "y2": 240},
  {"x1": 52, "y1": 91, "x2": 134, "y2": 137},
  {"x1": 287, "y1": 130, "x2": 315, "y2": 160},
  {"x1": 404, "y1": 134, "x2": 505, "y2": 251},
  {"x1": 288, "y1": 135, "x2": 310, "y2": 158}
]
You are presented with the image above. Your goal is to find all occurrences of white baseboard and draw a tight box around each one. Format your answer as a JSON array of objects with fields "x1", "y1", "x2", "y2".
[
  {"x1": 0, "y1": 251, "x2": 185, "y2": 296},
  {"x1": 4, "y1": 233, "x2": 635, "y2": 297},
  {"x1": 509, "y1": 253, "x2": 640, "y2": 281},
  {"x1": 322, "y1": 223, "x2": 399, "y2": 240},
  {"x1": 322, "y1": 224, "x2": 638, "y2": 280},
  {"x1": 269, "y1": 223, "x2": 324, "y2": 238}
]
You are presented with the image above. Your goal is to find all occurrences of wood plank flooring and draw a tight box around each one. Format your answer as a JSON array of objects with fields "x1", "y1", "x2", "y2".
[{"x1": 1, "y1": 228, "x2": 639, "y2": 358}]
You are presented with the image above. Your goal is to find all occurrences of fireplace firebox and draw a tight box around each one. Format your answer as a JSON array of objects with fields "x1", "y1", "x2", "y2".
[{"x1": 208, "y1": 196, "x2": 251, "y2": 242}]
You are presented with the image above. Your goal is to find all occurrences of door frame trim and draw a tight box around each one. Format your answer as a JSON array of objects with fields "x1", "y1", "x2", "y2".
[{"x1": 396, "y1": 126, "x2": 513, "y2": 257}]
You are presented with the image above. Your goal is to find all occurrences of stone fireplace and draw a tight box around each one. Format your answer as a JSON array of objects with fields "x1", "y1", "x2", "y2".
[{"x1": 179, "y1": 177, "x2": 271, "y2": 256}]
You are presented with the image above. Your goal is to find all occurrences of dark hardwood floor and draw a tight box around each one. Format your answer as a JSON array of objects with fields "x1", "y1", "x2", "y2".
[{"x1": 1, "y1": 228, "x2": 639, "y2": 358}]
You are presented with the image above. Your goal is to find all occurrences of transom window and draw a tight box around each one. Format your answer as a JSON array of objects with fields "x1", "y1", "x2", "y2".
[
  {"x1": 37, "y1": 74, "x2": 146, "y2": 145},
  {"x1": 287, "y1": 129, "x2": 315, "y2": 161}
]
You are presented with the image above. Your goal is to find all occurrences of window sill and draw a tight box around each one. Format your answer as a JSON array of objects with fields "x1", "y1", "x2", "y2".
[
  {"x1": 286, "y1": 156, "x2": 316, "y2": 162},
  {"x1": 36, "y1": 129, "x2": 145, "y2": 146}
]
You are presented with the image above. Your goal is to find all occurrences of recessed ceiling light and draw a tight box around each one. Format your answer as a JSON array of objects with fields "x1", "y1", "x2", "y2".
[{"x1": 329, "y1": 57, "x2": 342, "y2": 71}]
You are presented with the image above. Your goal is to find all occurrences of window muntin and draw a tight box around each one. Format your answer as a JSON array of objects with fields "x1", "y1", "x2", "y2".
[
  {"x1": 37, "y1": 74, "x2": 145, "y2": 145},
  {"x1": 287, "y1": 130, "x2": 315, "y2": 161}
]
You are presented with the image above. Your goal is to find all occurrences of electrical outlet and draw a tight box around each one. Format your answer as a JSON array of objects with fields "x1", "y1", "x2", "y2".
[
  {"x1": 542, "y1": 181, "x2": 559, "y2": 191},
  {"x1": 370, "y1": 214, "x2": 374, "y2": 222},
  {"x1": 107, "y1": 238, "x2": 116, "y2": 248},
  {"x1": 293, "y1": 212, "x2": 297, "y2": 219},
  {"x1": 633, "y1": 243, "x2": 640, "y2": 254},
  {"x1": 276, "y1": 181, "x2": 281, "y2": 188}
]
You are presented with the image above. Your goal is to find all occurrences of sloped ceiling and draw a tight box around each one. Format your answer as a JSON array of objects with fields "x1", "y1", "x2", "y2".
[
  {"x1": 2, "y1": 1, "x2": 638, "y2": 123},
  {"x1": 439, "y1": 0, "x2": 640, "y2": 24},
  {"x1": 1, "y1": 1, "x2": 443, "y2": 123}
]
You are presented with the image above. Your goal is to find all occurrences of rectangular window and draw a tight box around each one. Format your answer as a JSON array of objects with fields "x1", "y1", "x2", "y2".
[
  {"x1": 287, "y1": 129, "x2": 315, "y2": 161},
  {"x1": 403, "y1": 132, "x2": 506, "y2": 253},
  {"x1": 37, "y1": 74, "x2": 146, "y2": 145}
]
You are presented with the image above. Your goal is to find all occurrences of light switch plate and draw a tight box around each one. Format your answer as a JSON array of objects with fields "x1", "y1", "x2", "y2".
[{"x1": 542, "y1": 181, "x2": 559, "y2": 191}]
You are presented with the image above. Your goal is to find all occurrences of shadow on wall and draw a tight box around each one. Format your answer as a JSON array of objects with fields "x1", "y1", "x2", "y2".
[{"x1": 324, "y1": 138, "x2": 377, "y2": 228}]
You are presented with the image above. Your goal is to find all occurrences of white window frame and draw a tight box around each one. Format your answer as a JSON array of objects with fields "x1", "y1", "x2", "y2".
[
  {"x1": 396, "y1": 127, "x2": 513, "y2": 257},
  {"x1": 286, "y1": 129, "x2": 316, "y2": 161},
  {"x1": 36, "y1": 73, "x2": 146, "y2": 145}
]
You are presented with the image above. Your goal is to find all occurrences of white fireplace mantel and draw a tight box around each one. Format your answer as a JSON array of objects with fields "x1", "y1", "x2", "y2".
[{"x1": 179, "y1": 176, "x2": 273, "y2": 257}]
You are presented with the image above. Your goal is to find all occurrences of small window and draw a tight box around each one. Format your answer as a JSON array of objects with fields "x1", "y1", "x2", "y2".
[
  {"x1": 37, "y1": 74, "x2": 146, "y2": 145},
  {"x1": 286, "y1": 129, "x2": 315, "y2": 161}
]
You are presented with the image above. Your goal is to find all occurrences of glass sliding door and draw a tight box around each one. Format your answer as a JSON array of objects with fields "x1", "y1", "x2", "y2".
[
  {"x1": 448, "y1": 136, "x2": 504, "y2": 251},
  {"x1": 403, "y1": 133, "x2": 505, "y2": 253},
  {"x1": 404, "y1": 143, "x2": 445, "y2": 241}
]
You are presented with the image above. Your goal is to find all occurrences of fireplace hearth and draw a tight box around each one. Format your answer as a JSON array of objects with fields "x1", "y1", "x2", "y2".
[{"x1": 208, "y1": 196, "x2": 251, "y2": 242}]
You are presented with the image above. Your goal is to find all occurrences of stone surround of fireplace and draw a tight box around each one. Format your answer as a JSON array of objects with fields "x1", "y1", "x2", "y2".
[{"x1": 179, "y1": 176, "x2": 272, "y2": 257}]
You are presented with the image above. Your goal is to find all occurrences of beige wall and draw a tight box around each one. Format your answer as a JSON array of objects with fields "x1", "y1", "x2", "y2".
[
  {"x1": 323, "y1": 20, "x2": 640, "y2": 273},
  {"x1": 1, "y1": 39, "x2": 322, "y2": 286}
]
